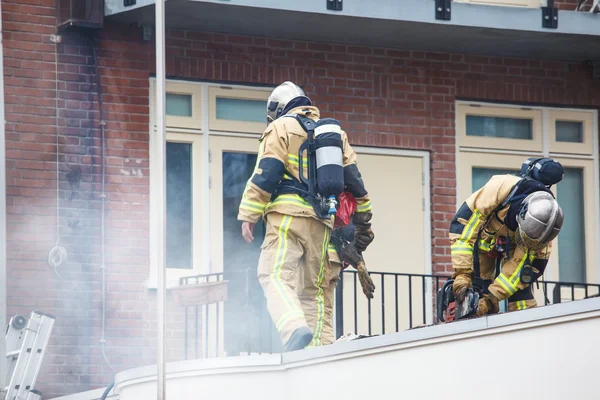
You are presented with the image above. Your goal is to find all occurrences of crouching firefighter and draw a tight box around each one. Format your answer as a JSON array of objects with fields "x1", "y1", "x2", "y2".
[
  {"x1": 437, "y1": 157, "x2": 565, "y2": 322},
  {"x1": 238, "y1": 81, "x2": 373, "y2": 351}
]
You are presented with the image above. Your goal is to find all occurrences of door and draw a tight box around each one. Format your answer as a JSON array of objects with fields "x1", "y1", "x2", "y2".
[
  {"x1": 209, "y1": 135, "x2": 281, "y2": 355},
  {"x1": 339, "y1": 149, "x2": 430, "y2": 334}
]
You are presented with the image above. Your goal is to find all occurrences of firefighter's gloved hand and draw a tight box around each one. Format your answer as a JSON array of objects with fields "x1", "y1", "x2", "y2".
[
  {"x1": 475, "y1": 293, "x2": 500, "y2": 317},
  {"x1": 340, "y1": 241, "x2": 363, "y2": 268},
  {"x1": 352, "y1": 212, "x2": 373, "y2": 228},
  {"x1": 353, "y1": 212, "x2": 374, "y2": 253},
  {"x1": 356, "y1": 260, "x2": 375, "y2": 299},
  {"x1": 354, "y1": 226, "x2": 374, "y2": 253},
  {"x1": 452, "y1": 273, "x2": 472, "y2": 303}
]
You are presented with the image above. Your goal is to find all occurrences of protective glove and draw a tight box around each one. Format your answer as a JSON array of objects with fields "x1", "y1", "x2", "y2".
[
  {"x1": 356, "y1": 260, "x2": 375, "y2": 299},
  {"x1": 352, "y1": 212, "x2": 374, "y2": 253},
  {"x1": 452, "y1": 273, "x2": 472, "y2": 303},
  {"x1": 352, "y1": 212, "x2": 373, "y2": 228},
  {"x1": 340, "y1": 241, "x2": 363, "y2": 267},
  {"x1": 354, "y1": 227, "x2": 374, "y2": 252},
  {"x1": 475, "y1": 293, "x2": 500, "y2": 317}
]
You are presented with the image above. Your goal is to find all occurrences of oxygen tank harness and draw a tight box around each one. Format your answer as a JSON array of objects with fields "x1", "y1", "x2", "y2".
[{"x1": 271, "y1": 113, "x2": 345, "y2": 219}]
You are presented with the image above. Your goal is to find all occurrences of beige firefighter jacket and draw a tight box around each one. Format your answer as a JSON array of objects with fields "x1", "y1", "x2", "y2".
[
  {"x1": 237, "y1": 106, "x2": 372, "y2": 228},
  {"x1": 449, "y1": 174, "x2": 553, "y2": 277}
]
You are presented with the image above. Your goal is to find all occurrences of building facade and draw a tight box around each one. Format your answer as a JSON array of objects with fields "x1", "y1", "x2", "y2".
[{"x1": 2, "y1": 0, "x2": 600, "y2": 397}]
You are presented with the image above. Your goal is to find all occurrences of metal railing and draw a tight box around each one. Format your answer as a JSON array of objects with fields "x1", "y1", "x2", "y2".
[
  {"x1": 179, "y1": 273, "x2": 225, "y2": 360},
  {"x1": 335, "y1": 271, "x2": 450, "y2": 336},
  {"x1": 335, "y1": 271, "x2": 600, "y2": 337},
  {"x1": 178, "y1": 270, "x2": 600, "y2": 359}
]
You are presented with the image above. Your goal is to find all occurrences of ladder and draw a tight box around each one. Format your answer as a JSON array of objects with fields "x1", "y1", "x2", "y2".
[{"x1": 2, "y1": 312, "x2": 55, "y2": 400}]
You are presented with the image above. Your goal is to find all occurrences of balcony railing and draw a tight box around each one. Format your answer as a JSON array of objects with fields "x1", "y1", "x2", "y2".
[{"x1": 178, "y1": 270, "x2": 600, "y2": 360}]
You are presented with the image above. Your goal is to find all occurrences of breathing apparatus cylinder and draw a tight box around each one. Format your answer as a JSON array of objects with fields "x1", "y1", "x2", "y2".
[{"x1": 314, "y1": 118, "x2": 345, "y2": 215}]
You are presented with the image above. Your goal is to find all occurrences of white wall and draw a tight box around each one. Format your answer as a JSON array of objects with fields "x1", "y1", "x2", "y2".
[{"x1": 89, "y1": 298, "x2": 600, "y2": 400}]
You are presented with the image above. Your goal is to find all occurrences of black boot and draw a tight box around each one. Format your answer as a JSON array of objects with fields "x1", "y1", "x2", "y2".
[{"x1": 283, "y1": 327, "x2": 313, "y2": 352}]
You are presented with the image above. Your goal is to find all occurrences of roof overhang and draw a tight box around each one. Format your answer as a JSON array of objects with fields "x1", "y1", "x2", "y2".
[{"x1": 105, "y1": 0, "x2": 600, "y2": 62}]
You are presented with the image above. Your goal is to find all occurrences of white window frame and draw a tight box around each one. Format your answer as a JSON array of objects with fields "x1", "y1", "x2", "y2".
[
  {"x1": 149, "y1": 79, "x2": 203, "y2": 130},
  {"x1": 548, "y1": 109, "x2": 595, "y2": 156},
  {"x1": 455, "y1": 100, "x2": 600, "y2": 285},
  {"x1": 148, "y1": 79, "x2": 274, "y2": 289},
  {"x1": 208, "y1": 86, "x2": 271, "y2": 134},
  {"x1": 456, "y1": 103, "x2": 543, "y2": 153}
]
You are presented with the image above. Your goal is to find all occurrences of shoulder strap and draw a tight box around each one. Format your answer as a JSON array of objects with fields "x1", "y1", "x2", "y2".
[{"x1": 292, "y1": 114, "x2": 317, "y2": 133}]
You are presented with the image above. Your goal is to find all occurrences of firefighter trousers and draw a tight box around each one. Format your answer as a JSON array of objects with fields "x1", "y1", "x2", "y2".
[
  {"x1": 311, "y1": 244, "x2": 342, "y2": 345},
  {"x1": 257, "y1": 211, "x2": 334, "y2": 347},
  {"x1": 479, "y1": 243, "x2": 540, "y2": 312}
]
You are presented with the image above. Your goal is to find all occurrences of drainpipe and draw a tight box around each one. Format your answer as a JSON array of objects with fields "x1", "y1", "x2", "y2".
[
  {"x1": 154, "y1": 0, "x2": 167, "y2": 399},
  {"x1": 0, "y1": 0, "x2": 7, "y2": 391}
]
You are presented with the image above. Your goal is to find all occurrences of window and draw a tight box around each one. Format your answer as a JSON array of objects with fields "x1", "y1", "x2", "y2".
[
  {"x1": 149, "y1": 132, "x2": 204, "y2": 285},
  {"x1": 208, "y1": 87, "x2": 271, "y2": 134},
  {"x1": 149, "y1": 80, "x2": 273, "y2": 288},
  {"x1": 456, "y1": 101, "x2": 599, "y2": 286},
  {"x1": 557, "y1": 167, "x2": 586, "y2": 283},
  {"x1": 149, "y1": 80, "x2": 203, "y2": 130},
  {"x1": 549, "y1": 110, "x2": 594, "y2": 155},
  {"x1": 166, "y1": 141, "x2": 193, "y2": 270},
  {"x1": 456, "y1": 104, "x2": 542, "y2": 152}
]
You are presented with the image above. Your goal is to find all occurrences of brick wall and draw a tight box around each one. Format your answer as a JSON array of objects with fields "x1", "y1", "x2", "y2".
[
  {"x1": 3, "y1": 1, "x2": 600, "y2": 397},
  {"x1": 3, "y1": 2, "x2": 185, "y2": 397},
  {"x1": 555, "y1": 0, "x2": 589, "y2": 10}
]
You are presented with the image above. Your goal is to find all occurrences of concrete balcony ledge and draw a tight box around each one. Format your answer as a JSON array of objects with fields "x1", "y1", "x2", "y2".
[
  {"x1": 52, "y1": 297, "x2": 600, "y2": 400},
  {"x1": 105, "y1": 0, "x2": 600, "y2": 61}
]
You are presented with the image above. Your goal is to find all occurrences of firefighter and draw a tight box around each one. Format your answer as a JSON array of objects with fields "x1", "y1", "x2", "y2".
[
  {"x1": 449, "y1": 158, "x2": 564, "y2": 316},
  {"x1": 238, "y1": 81, "x2": 373, "y2": 352}
]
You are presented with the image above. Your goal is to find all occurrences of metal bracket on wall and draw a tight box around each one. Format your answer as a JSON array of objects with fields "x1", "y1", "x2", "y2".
[
  {"x1": 435, "y1": 0, "x2": 451, "y2": 21},
  {"x1": 124, "y1": 0, "x2": 136, "y2": 6},
  {"x1": 542, "y1": 0, "x2": 558, "y2": 29},
  {"x1": 327, "y1": 0, "x2": 343, "y2": 11}
]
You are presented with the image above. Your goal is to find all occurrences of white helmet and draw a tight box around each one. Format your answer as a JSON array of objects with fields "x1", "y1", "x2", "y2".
[
  {"x1": 266, "y1": 81, "x2": 311, "y2": 123},
  {"x1": 517, "y1": 191, "x2": 564, "y2": 251}
]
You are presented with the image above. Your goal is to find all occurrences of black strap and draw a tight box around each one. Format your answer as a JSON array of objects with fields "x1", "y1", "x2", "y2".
[{"x1": 316, "y1": 137, "x2": 343, "y2": 149}]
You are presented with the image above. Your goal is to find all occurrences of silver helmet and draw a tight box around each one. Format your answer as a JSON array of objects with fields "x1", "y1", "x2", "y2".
[
  {"x1": 516, "y1": 191, "x2": 564, "y2": 251},
  {"x1": 266, "y1": 81, "x2": 311, "y2": 123}
]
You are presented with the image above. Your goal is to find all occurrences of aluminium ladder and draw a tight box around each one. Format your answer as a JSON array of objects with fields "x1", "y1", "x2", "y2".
[{"x1": 2, "y1": 312, "x2": 55, "y2": 400}]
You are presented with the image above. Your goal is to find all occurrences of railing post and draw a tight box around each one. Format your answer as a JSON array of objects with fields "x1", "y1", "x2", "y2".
[{"x1": 335, "y1": 272, "x2": 344, "y2": 340}]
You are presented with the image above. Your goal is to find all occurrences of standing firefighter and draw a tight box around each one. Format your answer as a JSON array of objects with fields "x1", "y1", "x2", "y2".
[
  {"x1": 442, "y1": 157, "x2": 564, "y2": 320},
  {"x1": 238, "y1": 82, "x2": 373, "y2": 351}
]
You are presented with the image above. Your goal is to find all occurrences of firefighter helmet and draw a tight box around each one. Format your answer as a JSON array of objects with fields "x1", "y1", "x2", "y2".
[
  {"x1": 517, "y1": 191, "x2": 564, "y2": 250},
  {"x1": 266, "y1": 81, "x2": 310, "y2": 123}
]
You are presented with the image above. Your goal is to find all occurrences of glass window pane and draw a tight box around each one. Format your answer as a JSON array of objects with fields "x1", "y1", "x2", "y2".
[
  {"x1": 166, "y1": 142, "x2": 193, "y2": 269},
  {"x1": 466, "y1": 115, "x2": 533, "y2": 140},
  {"x1": 556, "y1": 121, "x2": 583, "y2": 143},
  {"x1": 166, "y1": 93, "x2": 192, "y2": 117},
  {"x1": 472, "y1": 167, "x2": 520, "y2": 192},
  {"x1": 557, "y1": 167, "x2": 586, "y2": 283},
  {"x1": 216, "y1": 97, "x2": 265, "y2": 123}
]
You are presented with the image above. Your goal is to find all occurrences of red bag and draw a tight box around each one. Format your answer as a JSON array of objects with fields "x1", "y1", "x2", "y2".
[{"x1": 334, "y1": 192, "x2": 357, "y2": 229}]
